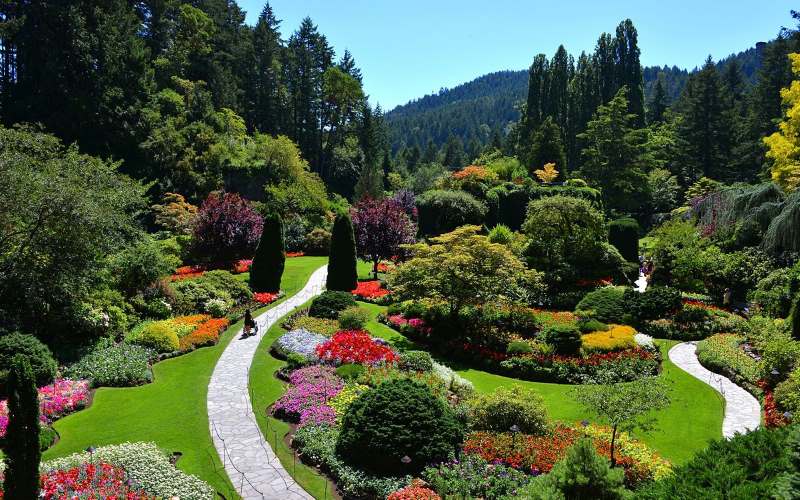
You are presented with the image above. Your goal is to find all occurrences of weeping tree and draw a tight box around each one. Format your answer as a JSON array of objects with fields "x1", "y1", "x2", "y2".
[
  {"x1": 250, "y1": 213, "x2": 285, "y2": 293},
  {"x1": 3, "y1": 355, "x2": 41, "y2": 498},
  {"x1": 792, "y1": 293, "x2": 800, "y2": 340},
  {"x1": 763, "y1": 190, "x2": 800, "y2": 256},
  {"x1": 326, "y1": 213, "x2": 358, "y2": 291}
]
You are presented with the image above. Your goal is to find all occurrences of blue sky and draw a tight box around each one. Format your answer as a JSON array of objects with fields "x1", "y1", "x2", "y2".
[{"x1": 238, "y1": 1, "x2": 797, "y2": 111}]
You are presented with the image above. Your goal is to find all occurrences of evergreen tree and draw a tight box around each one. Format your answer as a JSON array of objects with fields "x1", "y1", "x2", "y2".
[
  {"x1": 250, "y1": 3, "x2": 284, "y2": 134},
  {"x1": 250, "y1": 214, "x2": 285, "y2": 293},
  {"x1": 405, "y1": 144, "x2": 421, "y2": 169},
  {"x1": 354, "y1": 164, "x2": 384, "y2": 201},
  {"x1": 791, "y1": 292, "x2": 800, "y2": 340},
  {"x1": 525, "y1": 117, "x2": 568, "y2": 178},
  {"x1": 3, "y1": 354, "x2": 41, "y2": 499},
  {"x1": 326, "y1": 213, "x2": 358, "y2": 291},
  {"x1": 422, "y1": 139, "x2": 439, "y2": 164},
  {"x1": 338, "y1": 49, "x2": 362, "y2": 82},
  {"x1": 442, "y1": 134, "x2": 465, "y2": 170},
  {"x1": 615, "y1": 19, "x2": 645, "y2": 126},
  {"x1": 524, "y1": 54, "x2": 550, "y2": 131},
  {"x1": 647, "y1": 78, "x2": 668, "y2": 124}
]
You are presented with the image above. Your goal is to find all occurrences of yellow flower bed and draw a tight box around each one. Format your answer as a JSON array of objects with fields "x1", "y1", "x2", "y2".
[
  {"x1": 579, "y1": 424, "x2": 673, "y2": 481},
  {"x1": 582, "y1": 325, "x2": 637, "y2": 353},
  {"x1": 329, "y1": 383, "x2": 370, "y2": 423}
]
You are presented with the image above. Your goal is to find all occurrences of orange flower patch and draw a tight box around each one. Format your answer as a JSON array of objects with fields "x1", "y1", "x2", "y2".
[{"x1": 178, "y1": 317, "x2": 229, "y2": 351}]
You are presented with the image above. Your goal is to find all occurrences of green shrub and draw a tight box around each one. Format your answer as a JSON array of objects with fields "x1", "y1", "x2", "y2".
[
  {"x1": 398, "y1": 351, "x2": 434, "y2": 372},
  {"x1": 337, "y1": 306, "x2": 370, "y2": 330},
  {"x1": 4, "y1": 355, "x2": 41, "y2": 498},
  {"x1": 578, "y1": 318, "x2": 610, "y2": 333},
  {"x1": 39, "y1": 425, "x2": 57, "y2": 451},
  {"x1": 335, "y1": 363, "x2": 366, "y2": 380},
  {"x1": 636, "y1": 426, "x2": 793, "y2": 499},
  {"x1": 749, "y1": 264, "x2": 800, "y2": 318},
  {"x1": 696, "y1": 334, "x2": 760, "y2": 387},
  {"x1": 250, "y1": 213, "x2": 285, "y2": 293},
  {"x1": 467, "y1": 385, "x2": 549, "y2": 435},
  {"x1": 336, "y1": 379, "x2": 464, "y2": 475},
  {"x1": 0, "y1": 333, "x2": 57, "y2": 391},
  {"x1": 65, "y1": 342, "x2": 152, "y2": 387},
  {"x1": 539, "y1": 324, "x2": 582, "y2": 356},
  {"x1": 310, "y1": 291, "x2": 356, "y2": 319},
  {"x1": 793, "y1": 293, "x2": 800, "y2": 340},
  {"x1": 575, "y1": 286, "x2": 627, "y2": 324},
  {"x1": 506, "y1": 340, "x2": 534, "y2": 355},
  {"x1": 304, "y1": 228, "x2": 331, "y2": 256},
  {"x1": 289, "y1": 315, "x2": 339, "y2": 337},
  {"x1": 624, "y1": 286, "x2": 683, "y2": 323},
  {"x1": 286, "y1": 353, "x2": 311, "y2": 371},
  {"x1": 199, "y1": 270, "x2": 252, "y2": 304},
  {"x1": 775, "y1": 367, "x2": 800, "y2": 414},
  {"x1": 126, "y1": 322, "x2": 179, "y2": 353},
  {"x1": 608, "y1": 217, "x2": 639, "y2": 263},
  {"x1": 416, "y1": 189, "x2": 487, "y2": 236},
  {"x1": 326, "y1": 214, "x2": 358, "y2": 291},
  {"x1": 488, "y1": 224, "x2": 514, "y2": 245}
]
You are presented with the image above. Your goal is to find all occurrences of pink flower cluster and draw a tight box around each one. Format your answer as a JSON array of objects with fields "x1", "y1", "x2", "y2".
[
  {"x1": 387, "y1": 314, "x2": 431, "y2": 336},
  {"x1": 0, "y1": 378, "x2": 90, "y2": 438},
  {"x1": 272, "y1": 366, "x2": 343, "y2": 427}
]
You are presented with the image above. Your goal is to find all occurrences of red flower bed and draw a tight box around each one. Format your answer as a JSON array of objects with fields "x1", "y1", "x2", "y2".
[
  {"x1": 170, "y1": 265, "x2": 206, "y2": 281},
  {"x1": 315, "y1": 330, "x2": 398, "y2": 365},
  {"x1": 34, "y1": 462, "x2": 150, "y2": 499},
  {"x1": 682, "y1": 299, "x2": 728, "y2": 313},
  {"x1": 352, "y1": 280, "x2": 390, "y2": 299},
  {"x1": 287, "y1": 251, "x2": 305, "y2": 258},
  {"x1": 388, "y1": 479, "x2": 441, "y2": 500},
  {"x1": 576, "y1": 276, "x2": 613, "y2": 287},
  {"x1": 233, "y1": 259, "x2": 252, "y2": 274},
  {"x1": 253, "y1": 292, "x2": 279, "y2": 304},
  {"x1": 179, "y1": 317, "x2": 229, "y2": 351}
]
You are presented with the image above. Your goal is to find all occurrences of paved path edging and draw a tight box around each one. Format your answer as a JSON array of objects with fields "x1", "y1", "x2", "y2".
[
  {"x1": 668, "y1": 341, "x2": 761, "y2": 439},
  {"x1": 207, "y1": 265, "x2": 327, "y2": 499}
]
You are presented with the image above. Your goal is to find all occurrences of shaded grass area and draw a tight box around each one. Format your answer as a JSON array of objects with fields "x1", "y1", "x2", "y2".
[
  {"x1": 359, "y1": 302, "x2": 724, "y2": 465},
  {"x1": 44, "y1": 256, "x2": 327, "y2": 499}
]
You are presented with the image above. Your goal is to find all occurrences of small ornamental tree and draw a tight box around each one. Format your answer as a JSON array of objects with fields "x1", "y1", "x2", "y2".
[
  {"x1": 3, "y1": 354, "x2": 41, "y2": 498},
  {"x1": 326, "y1": 213, "x2": 358, "y2": 291},
  {"x1": 351, "y1": 197, "x2": 416, "y2": 279},
  {"x1": 250, "y1": 213, "x2": 285, "y2": 293},
  {"x1": 191, "y1": 191, "x2": 263, "y2": 263}
]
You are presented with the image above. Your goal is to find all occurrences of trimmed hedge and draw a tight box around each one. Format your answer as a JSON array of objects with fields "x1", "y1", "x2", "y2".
[
  {"x1": 0, "y1": 333, "x2": 57, "y2": 391},
  {"x1": 309, "y1": 291, "x2": 356, "y2": 319},
  {"x1": 575, "y1": 286, "x2": 627, "y2": 324},
  {"x1": 608, "y1": 217, "x2": 639, "y2": 263}
]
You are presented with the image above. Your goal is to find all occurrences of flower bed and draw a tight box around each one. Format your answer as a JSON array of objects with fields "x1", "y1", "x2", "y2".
[
  {"x1": 40, "y1": 442, "x2": 214, "y2": 499},
  {"x1": 177, "y1": 317, "x2": 229, "y2": 351},
  {"x1": 233, "y1": 258, "x2": 252, "y2": 274},
  {"x1": 39, "y1": 462, "x2": 150, "y2": 499},
  {"x1": 170, "y1": 265, "x2": 206, "y2": 281},
  {"x1": 286, "y1": 251, "x2": 305, "y2": 258},
  {"x1": 696, "y1": 334, "x2": 760, "y2": 389},
  {"x1": 582, "y1": 325, "x2": 637, "y2": 353},
  {"x1": 65, "y1": 343, "x2": 153, "y2": 388},
  {"x1": 315, "y1": 330, "x2": 398, "y2": 365},
  {"x1": 253, "y1": 292, "x2": 279, "y2": 304},
  {"x1": 1, "y1": 378, "x2": 90, "y2": 438},
  {"x1": 271, "y1": 366, "x2": 344, "y2": 427},
  {"x1": 387, "y1": 479, "x2": 441, "y2": 500},
  {"x1": 273, "y1": 328, "x2": 328, "y2": 361},
  {"x1": 352, "y1": 280, "x2": 391, "y2": 302}
]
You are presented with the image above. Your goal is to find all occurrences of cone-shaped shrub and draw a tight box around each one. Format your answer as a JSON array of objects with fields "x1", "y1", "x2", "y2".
[
  {"x1": 326, "y1": 214, "x2": 358, "y2": 291},
  {"x1": 608, "y1": 217, "x2": 639, "y2": 263},
  {"x1": 3, "y1": 354, "x2": 41, "y2": 498},
  {"x1": 250, "y1": 213, "x2": 285, "y2": 293},
  {"x1": 792, "y1": 292, "x2": 800, "y2": 340}
]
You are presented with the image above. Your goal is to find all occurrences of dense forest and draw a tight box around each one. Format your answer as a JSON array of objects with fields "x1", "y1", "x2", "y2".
[{"x1": 386, "y1": 39, "x2": 770, "y2": 155}]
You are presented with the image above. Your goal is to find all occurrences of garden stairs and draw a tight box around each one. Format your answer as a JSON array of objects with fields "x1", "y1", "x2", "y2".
[{"x1": 207, "y1": 265, "x2": 327, "y2": 499}]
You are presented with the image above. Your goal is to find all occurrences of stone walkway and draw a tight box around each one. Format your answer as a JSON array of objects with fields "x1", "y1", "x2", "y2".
[
  {"x1": 668, "y1": 342, "x2": 761, "y2": 439},
  {"x1": 207, "y1": 265, "x2": 327, "y2": 499}
]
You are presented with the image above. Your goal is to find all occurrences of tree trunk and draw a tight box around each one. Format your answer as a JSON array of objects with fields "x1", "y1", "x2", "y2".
[{"x1": 610, "y1": 424, "x2": 618, "y2": 468}]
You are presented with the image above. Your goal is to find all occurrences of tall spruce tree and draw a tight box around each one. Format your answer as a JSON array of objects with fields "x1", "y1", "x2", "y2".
[
  {"x1": 442, "y1": 134, "x2": 465, "y2": 170},
  {"x1": 3, "y1": 354, "x2": 41, "y2": 498},
  {"x1": 326, "y1": 213, "x2": 358, "y2": 291},
  {"x1": 249, "y1": 214, "x2": 285, "y2": 293},
  {"x1": 647, "y1": 78, "x2": 668, "y2": 124},
  {"x1": 526, "y1": 117, "x2": 568, "y2": 178},
  {"x1": 250, "y1": 3, "x2": 284, "y2": 134}
]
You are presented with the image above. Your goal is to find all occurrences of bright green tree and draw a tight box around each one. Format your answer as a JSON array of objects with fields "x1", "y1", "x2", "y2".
[
  {"x1": 3, "y1": 355, "x2": 41, "y2": 498},
  {"x1": 764, "y1": 53, "x2": 800, "y2": 193},
  {"x1": 326, "y1": 213, "x2": 358, "y2": 291},
  {"x1": 250, "y1": 213, "x2": 285, "y2": 293}
]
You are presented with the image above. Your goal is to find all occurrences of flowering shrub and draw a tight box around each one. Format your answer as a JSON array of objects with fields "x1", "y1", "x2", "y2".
[
  {"x1": 763, "y1": 389, "x2": 789, "y2": 428},
  {"x1": 357, "y1": 366, "x2": 448, "y2": 399},
  {"x1": 352, "y1": 280, "x2": 391, "y2": 300},
  {"x1": 274, "y1": 329, "x2": 328, "y2": 361},
  {"x1": 387, "y1": 479, "x2": 441, "y2": 500},
  {"x1": 66, "y1": 343, "x2": 152, "y2": 388},
  {"x1": 178, "y1": 317, "x2": 229, "y2": 351},
  {"x1": 253, "y1": 292, "x2": 279, "y2": 304},
  {"x1": 315, "y1": 330, "x2": 398, "y2": 365},
  {"x1": 2, "y1": 378, "x2": 92, "y2": 438},
  {"x1": 286, "y1": 251, "x2": 305, "y2": 258},
  {"x1": 328, "y1": 383, "x2": 369, "y2": 422},
  {"x1": 582, "y1": 325, "x2": 637, "y2": 353},
  {"x1": 696, "y1": 334, "x2": 760, "y2": 387},
  {"x1": 421, "y1": 455, "x2": 532, "y2": 499},
  {"x1": 272, "y1": 366, "x2": 344, "y2": 426},
  {"x1": 578, "y1": 424, "x2": 673, "y2": 482},
  {"x1": 37, "y1": 462, "x2": 149, "y2": 499},
  {"x1": 233, "y1": 259, "x2": 252, "y2": 274},
  {"x1": 40, "y1": 442, "x2": 214, "y2": 498}
]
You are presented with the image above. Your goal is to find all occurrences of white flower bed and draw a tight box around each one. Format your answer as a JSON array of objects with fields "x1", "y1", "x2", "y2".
[
  {"x1": 274, "y1": 328, "x2": 327, "y2": 360},
  {"x1": 634, "y1": 333, "x2": 655, "y2": 349},
  {"x1": 432, "y1": 361, "x2": 474, "y2": 398},
  {"x1": 41, "y1": 442, "x2": 214, "y2": 499}
]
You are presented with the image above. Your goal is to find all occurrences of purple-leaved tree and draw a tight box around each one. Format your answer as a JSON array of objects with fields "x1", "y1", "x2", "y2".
[
  {"x1": 351, "y1": 197, "x2": 417, "y2": 279},
  {"x1": 192, "y1": 191, "x2": 263, "y2": 263}
]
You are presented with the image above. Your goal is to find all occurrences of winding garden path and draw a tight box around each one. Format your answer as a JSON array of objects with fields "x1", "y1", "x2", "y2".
[
  {"x1": 207, "y1": 265, "x2": 327, "y2": 500},
  {"x1": 668, "y1": 342, "x2": 761, "y2": 439}
]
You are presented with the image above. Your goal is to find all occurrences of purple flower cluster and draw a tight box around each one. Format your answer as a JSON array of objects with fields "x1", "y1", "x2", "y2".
[
  {"x1": 275, "y1": 328, "x2": 327, "y2": 360},
  {"x1": 272, "y1": 366, "x2": 343, "y2": 427}
]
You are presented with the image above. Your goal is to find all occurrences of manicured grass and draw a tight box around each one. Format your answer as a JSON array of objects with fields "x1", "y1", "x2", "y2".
[
  {"x1": 249, "y1": 300, "x2": 336, "y2": 500},
  {"x1": 44, "y1": 256, "x2": 327, "y2": 498},
  {"x1": 359, "y1": 303, "x2": 724, "y2": 465}
]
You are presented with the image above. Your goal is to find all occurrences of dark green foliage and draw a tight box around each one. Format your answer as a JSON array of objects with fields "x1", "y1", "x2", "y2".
[
  {"x1": 39, "y1": 425, "x2": 58, "y2": 451},
  {"x1": 637, "y1": 426, "x2": 793, "y2": 499},
  {"x1": 250, "y1": 214, "x2": 285, "y2": 293},
  {"x1": 0, "y1": 333, "x2": 57, "y2": 392},
  {"x1": 398, "y1": 350, "x2": 434, "y2": 372},
  {"x1": 3, "y1": 355, "x2": 41, "y2": 498},
  {"x1": 507, "y1": 341, "x2": 534, "y2": 355},
  {"x1": 774, "y1": 426, "x2": 800, "y2": 497},
  {"x1": 335, "y1": 363, "x2": 366, "y2": 380},
  {"x1": 539, "y1": 324, "x2": 582, "y2": 356},
  {"x1": 335, "y1": 379, "x2": 464, "y2": 475},
  {"x1": 575, "y1": 287, "x2": 627, "y2": 324},
  {"x1": 286, "y1": 353, "x2": 311, "y2": 371},
  {"x1": 326, "y1": 214, "x2": 358, "y2": 292},
  {"x1": 416, "y1": 190, "x2": 487, "y2": 236},
  {"x1": 309, "y1": 291, "x2": 356, "y2": 319},
  {"x1": 578, "y1": 318, "x2": 610, "y2": 334},
  {"x1": 624, "y1": 286, "x2": 683, "y2": 323},
  {"x1": 522, "y1": 439, "x2": 626, "y2": 499},
  {"x1": 608, "y1": 218, "x2": 639, "y2": 263},
  {"x1": 792, "y1": 293, "x2": 800, "y2": 340}
]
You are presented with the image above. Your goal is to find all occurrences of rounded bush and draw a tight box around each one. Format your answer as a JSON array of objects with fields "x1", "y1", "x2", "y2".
[
  {"x1": 336, "y1": 379, "x2": 464, "y2": 475},
  {"x1": 608, "y1": 217, "x2": 639, "y2": 263},
  {"x1": 506, "y1": 341, "x2": 533, "y2": 355},
  {"x1": 337, "y1": 306, "x2": 370, "y2": 330},
  {"x1": 539, "y1": 324, "x2": 582, "y2": 356},
  {"x1": 624, "y1": 286, "x2": 682, "y2": 323},
  {"x1": 128, "y1": 322, "x2": 179, "y2": 353},
  {"x1": 335, "y1": 363, "x2": 365, "y2": 380},
  {"x1": 416, "y1": 189, "x2": 487, "y2": 236},
  {"x1": 304, "y1": 228, "x2": 331, "y2": 256},
  {"x1": 578, "y1": 318, "x2": 610, "y2": 334},
  {"x1": 467, "y1": 385, "x2": 549, "y2": 435},
  {"x1": 399, "y1": 350, "x2": 434, "y2": 372},
  {"x1": 488, "y1": 224, "x2": 514, "y2": 245},
  {"x1": 310, "y1": 291, "x2": 357, "y2": 319},
  {"x1": 575, "y1": 286, "x2": 627, "y2": 324},
  {"x1": 0, "y1": 332, "x2": 57, "y2": 390}
]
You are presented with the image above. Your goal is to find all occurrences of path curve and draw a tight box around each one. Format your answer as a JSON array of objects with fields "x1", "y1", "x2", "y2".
[
  {"x1": 207, "y1": 265, "x2": 327, "y2": 499},
  {"x1": 668, "y1": 342, "x2": 761, "y2": 439}
]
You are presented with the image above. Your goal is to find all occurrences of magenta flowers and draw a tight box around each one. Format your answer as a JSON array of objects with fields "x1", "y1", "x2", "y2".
[{"x1": 271, "y1": 366, "x2": 344, "y2": 427}]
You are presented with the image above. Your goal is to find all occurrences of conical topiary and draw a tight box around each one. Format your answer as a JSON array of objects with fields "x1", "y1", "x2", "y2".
[
  {"x1": 4, "y1": 354, "x2": 41, "y2": 498},
  {"x1": 326, "y1": 213, "x2": 358, "y2": 291},
  {"x1": 249, "y1": 213, "x2": 285, "y2": 293},
  {"x1": 792, "y1": 292, "x2": 800, "y2": 340}
]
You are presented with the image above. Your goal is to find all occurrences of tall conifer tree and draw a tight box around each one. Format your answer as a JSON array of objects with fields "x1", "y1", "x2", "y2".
[
  {"x1": 3, "y1": 355, "x2": 41, "y2": 498},
  {"x1": 250, "y1": 214, "x2": 285, "y2": 293},
  {"x1": 326, "y1": 213, "x2": 358, "y2": 291}
]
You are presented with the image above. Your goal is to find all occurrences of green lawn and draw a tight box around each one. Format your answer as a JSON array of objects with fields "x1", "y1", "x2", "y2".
[
  {"x1": 44, "y1": 256, "x2": 327, "y2": 499},
  {"x1": 358, "y1": 302, "x2": 724, "y2": 465}
]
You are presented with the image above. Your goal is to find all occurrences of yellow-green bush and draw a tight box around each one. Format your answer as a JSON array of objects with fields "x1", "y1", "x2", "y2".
[
  {"x1": 127, "y1": 321, "x2": 179, "y2": 353},
  {"x1": 581, "y1": 325, "x2": 636, "y2": 353}
]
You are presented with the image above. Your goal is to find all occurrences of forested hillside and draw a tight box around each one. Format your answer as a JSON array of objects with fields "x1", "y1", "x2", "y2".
[{"x1": 387, "y1": 41, "x2": 769, "y2": 153}]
